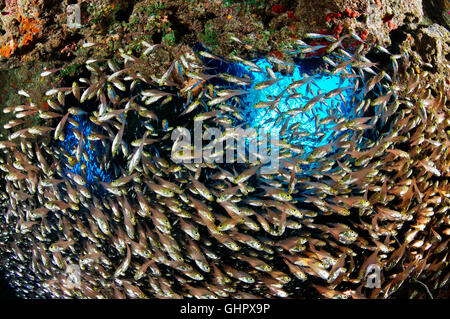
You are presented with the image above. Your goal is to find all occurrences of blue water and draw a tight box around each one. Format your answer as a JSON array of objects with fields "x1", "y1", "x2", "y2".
[
  {"x1": 194, "y1": 42, "x2": 361, "y2": 154},
  {"x1": 61, "y1": 115, "x2": 113, "y2": 186},
  {"x1": 240, "y1": 58, "x2": 359, "y2": 151}
]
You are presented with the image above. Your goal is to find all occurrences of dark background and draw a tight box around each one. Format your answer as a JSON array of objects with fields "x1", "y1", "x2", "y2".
[{"x1": 0, "y1": 271, "x2": 17, "y2": 299}]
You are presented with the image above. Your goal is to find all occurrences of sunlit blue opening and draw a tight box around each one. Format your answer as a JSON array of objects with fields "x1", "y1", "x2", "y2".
[
  {"x1": 61, "y1": 115, "x2": 113, "y2": 186},
  {"x1": 194, "y1": 43, "x2": 361, "y2": 156},
  {"x1": 240, "y1": 58, "x2": 359, "y2": 152}
]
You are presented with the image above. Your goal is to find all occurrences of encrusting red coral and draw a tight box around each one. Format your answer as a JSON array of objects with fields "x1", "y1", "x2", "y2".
[
  {"x1": 18, "y1": 13, "x2": 42, "y2": 46},
  {"x1": 0, "y1": 2, "x2": 42, "y2": 58},
  {"x1": 271, "y1": 4, "x2": 286, "y2": 14},
  {"x1": 0, "y1": 40, "x2": 18, "y2": 58}
]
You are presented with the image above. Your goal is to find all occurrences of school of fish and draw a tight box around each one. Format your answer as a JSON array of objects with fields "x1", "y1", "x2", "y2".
[{"x1": 0, "y1": 33, "x2": 448, "y2": 299}]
